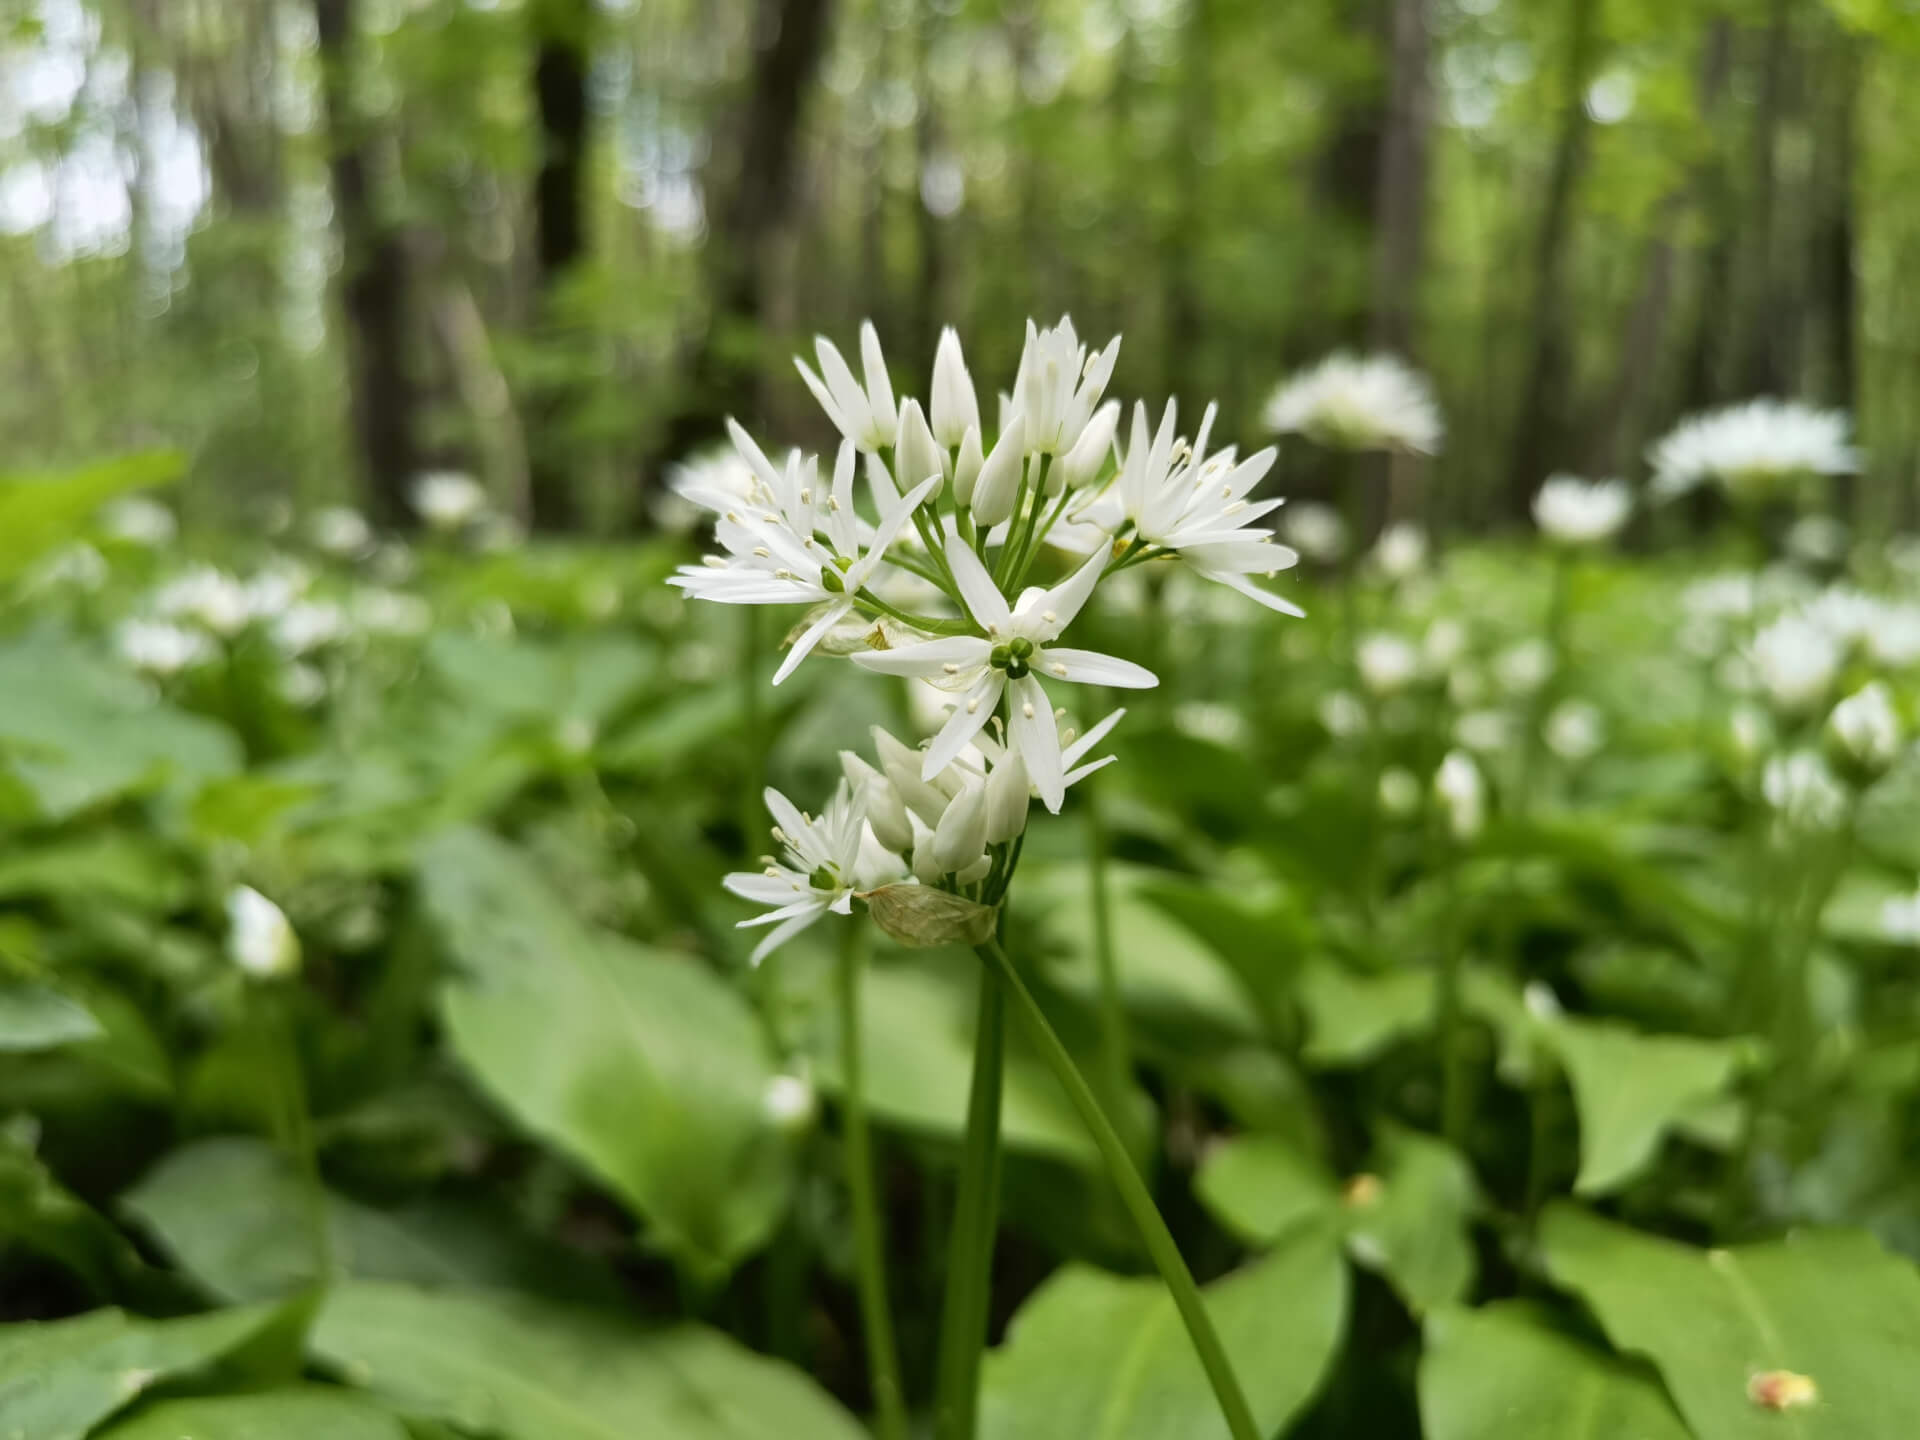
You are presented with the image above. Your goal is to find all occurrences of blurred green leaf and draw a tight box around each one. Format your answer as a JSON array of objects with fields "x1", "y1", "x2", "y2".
[
  {"x1": 99, "y1": 1389, "x2": 410, "y2": 1440},
  {"x1": 0, "y1": 453, "x2": 180, "y2": 583},
  {"x1": 1298, "y1": 964, "x2": 1434, "y2": 1067},
  {"x1": 0, "y1": 983, "x2": 103, "y2": 1052}
]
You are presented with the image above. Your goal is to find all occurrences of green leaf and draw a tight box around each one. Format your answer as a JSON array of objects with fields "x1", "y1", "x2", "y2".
[
  {"x1": 1344, "y1": 1125, "x2": 1477, "y2": 1314},
  {"x1": 0, "y1": 1305, "x2": 275, "y2": 1440},
  {"x1": 979, "y1": 1220, "x2": 1348, "y2": 1440},
  {"x1": 1195, "y1": 1135, "x2": 1338, "y2": 1246},
  {"x1": 418, "y1": 829, "x2": 794, "y2": 1280},
  {"x1": 0, "y1": 453, "x2": 181, "y2": 583},
  {"x1": 310, "y1": 1282, "x2": 865, "y2": 1440},
  {"x1": 1545, "y1": 1018, "x2": 1746, "y2": 1193},
  {"x1": 99, "y1": 1389, "x2": 410, "y2": 1440},
  {"x1": 1543, "y1": 1205, "x2": 1920, "y2": 1439},
  {"x1": 123, "y1": 1137, "x2": 617, "y2": 1305},
  {"x1": 0, "y1": 1131, "x2": 157, "y2": 1300},
  {"x1": 0, "y1": 835, "x2": 186, "y2": 911},
  {"x1": 1419, "y1": 1302, "x2": 1691, "y2": 1440},
  {"x1": 0, "y1": 983, "x2": 103, "y2": 1052},
  {"x1": 1298, "y1": 965, "x2": 1434, "y2": 1067}
]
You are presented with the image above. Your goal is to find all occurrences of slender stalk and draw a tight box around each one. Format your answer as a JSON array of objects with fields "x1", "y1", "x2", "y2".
[
  {"x1": 257, "y1": 986, "x2": 331, "y2": 1283},
  {"x1": 1085, "y1": 786, "x2": 1135, "y2": 1132},
  {"x1": 976, "y1": 939, "x2": 1261, "y2": 1440},
  {"x1": 740, "y1": 609, "x2": 764, "y2": 853},
  {"x1": 837, "y1": 925, "x2": 908, "y2": 1440},
  {"x1": 1516, "y1": 549, "x2": 1572, "y2": 814},
  {"x1": 1436, "y1": 848, "x2": 1469, "y2": 1148},
  {"x1": 933, "y1": 966, "x2": 1007, "y2": 1440}
]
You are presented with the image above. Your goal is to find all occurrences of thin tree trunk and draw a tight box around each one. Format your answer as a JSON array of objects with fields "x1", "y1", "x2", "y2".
[
  {"x1": 1733, "y1": 0, "x2": 1792, "y2": 397},
  {"x1": 648, "y1": 0, "x2": 835, "y2": 489},
  {"x1": 1503, "y1": 0, "x2": 1602, "y2": 516},
  {"x1": 1810, "y1": 30, "x2": 1860, "y2": 519},
  {"x1": 1371, "y1": 0, "x2": 1431, "y2": 525},
  {"x1": 527, "y1": 0, "x2": 592, "y2": 531},
  {"x1": 1163, "y1": 0, "x2": 1213, "y2": 406},
  {"x1": 913, "y1": 4, "x2": 945, "y2": 369},
  {"x1": 312, "y1": 0, "x2": 422, "y2": 528}
]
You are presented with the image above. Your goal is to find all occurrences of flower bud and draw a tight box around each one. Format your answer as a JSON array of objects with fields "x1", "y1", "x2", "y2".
[
  {"x1": 893, "y1": 398, "x2": 945, "y2": 499},
  {"x1": 931, "y1": 778, "x2": 988, "y2": 875},
  {"x1": 909, "y1": 813, "x2": 944, "y2": 885},
  {"x1": 931, "y1": 327, "x2": 980, "y2": 447},
  {"x1": 984, "y1": 748, "x2": 1031, "y2": 843},
  {"x1": 970, "y1": 412, "x2": 1027, "y2": 527},
  {"x1": 1434, "y1": 751, "x2": 1485, "y2": 842},
  {"x1": 226, "y1": 885, "x2": 300, "y2": 980},
  {"x1": 952, "y1": 426, "x2": 985, "y2": 508},
  {"x1": 1056, "y1": 400, "x2": 1119, "y2": 491},
  {"x1": 762, "y1": 1072, "x2": 816, "y2": 1133},
  {"x1": 1825, "y1": 680, "x2": 1901, "y2": 785},
  {"x1": 872, "y1": 726, "x2": 952, "y2": 825},
  {"x1": 862, "y1": 777, "x2": 915, "y2": 855}
]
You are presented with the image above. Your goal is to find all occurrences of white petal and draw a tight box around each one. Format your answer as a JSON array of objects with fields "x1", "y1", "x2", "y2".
[
  {"x1": 763, "y1": 787, "x2": 811, "y2": 846},
  {"x1": 1029, "y1": 546, "x2": 1108, "y2": 641},
  {"x1": 724, "y1": 870, "x2": 809, "y2": 905},
  {"x1": 1038, "y1": 647, "x2": 1158, "y2": 689},
  {"x1": 749, "y1": 907, "x2": 825, "y2": 966},
  {"x1": 793, "y1": 358, "x2": 847, "y2": 435},
  {"x1": 849, "y1": 474, "x2": 942, "y2": 591},
  {"x1": 1208, "y1": 571, "x2": 1308, "y2": 617},
  {"x1": 852, "y1": 636, "x2": 992, "y2": 677},
  {"x1": 1009, "y1": 674, "x2": 1065, "y2": 813},
  {"x1": 860, "y1": 321, "x2": 898, "y2": 434},
  {"x1": 945, "y1": 529, "x2": 1014, "y2": 632},
  {"x1": 772, "y1": 600, "x2": 850, "y2": 685},
  {"x1": 1062, "y1": 706, "x2": 1126, "y2": 767},
  {"x1": 920, "y1": 671, "x2": 1006, "y2": 779}
]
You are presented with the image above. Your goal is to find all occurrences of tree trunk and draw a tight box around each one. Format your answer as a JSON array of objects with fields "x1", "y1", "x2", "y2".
[
  {"x1": 1503, "y1": 0, "x2": 1602, "y2": 516},
  {"x1": 648, "y1": 0, "x2": 835, "y2": 491},
  {"x1": 1733, "y1": 0, "x2": 1793, "y2": 398},
  {"x1": 1809, "y1": 29, "x2": 1860, "y2": 519},
  {"x1": 312, "y1": 0, "x2": 422, "y2": 528},
  {"x1": 912, "y1": 4, "x2": 945, "y2": 371},
  {"x1": 1370, "y1": 0, "x2": 1431, "y2": 526},
  {"x1": 527, "y1": 0, "x2": 592, "y2": 531},
  {"x1": 1163, "y1": 0, "x2": 1213, "y2": 406},
  {"x1": 1306, "y1": 0, "x2": 1386, "y2": 359}
]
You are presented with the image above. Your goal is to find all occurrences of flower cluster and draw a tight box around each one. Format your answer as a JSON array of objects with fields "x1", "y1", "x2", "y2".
[
  {"x1": 1648, "y1": 399, "x2": 1860, "y2": 504},
  {"x1": 1262, "y1": 353, "x2": 1444, "y2": 456},
  {"x1": 672, "y1": 317, "x2": 1304, "y2": 956}
]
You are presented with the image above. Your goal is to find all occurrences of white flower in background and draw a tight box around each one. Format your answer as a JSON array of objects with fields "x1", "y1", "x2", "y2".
[
  {"x1": 273, "y1": 601, "x2": 348, "y2": 657},
  {"x1": 1523, "y1": 980, "x2": 1563, "y2": 1022},
  {"x1": 1012, "y1": 315, "x2": 1121, "y2": 455},
  {"x1": 1263, "y1": 352, "x2": 1443, "y2": 455},
  {"x1": 280, "y1": 662, "x2": 327, "y2": 708},
  {"x1": 1448, "y1": 667, "x2": 1488, "y2": 708},
  {"x1": 309, "y1": 506, "x2": 373, "y2": 557},
  {"x1": 853, "y1": 537, "x2": 1153, "y2": 810},
  {"x1": 353, "y1": 588, "x2": 432, "y2": 637},
  {"x1": 1867, "y1": 604, "x2": 1920, "y2": 668},
  {"x1": 411, "y1": 471, "x2": 489, "y2": 530},
  {"x1": 1319, "y1": 689, "x2": 1368, "y2": 738},
  {"x1": 1421, "y1": 618, "x2": 1467, "y2": 673},
  {"x1": 100, "y1": 495, "x2": 177, "y2": 547},
  {"x1": 1532, "y1": 474, "x2": 1631, "y2": 546},
  {"x1": 1803, "y1": 586, "x2": 1881, "y2": 652},
  {"x1": 242, "y1": 566, "x2": 308, "y2": 624},
  {"x1": 1682, "y1": 572, "x2": 1758, "y2": 626},
  {"x1": 1283, "y1": 501, "x2": 1346, "y2": 563},
  {"x1": 1377, "y1": 767, "x2": 1421, "y2": 817},
  {"x1": 153, "y1": 567, "x2": 252, "y2": 636},
  {"x1": 1879, "y1": 891, "x2": 1920, "y2": 945},
  {"x1": 1435, "y1": 750, "x2": 1486, "y2": 841},
  {"x1": 1728, "y1": 703, "x2": 1772, "y2": 766},
  {"x1": 796, "y1": 321, "x2": 899, "y2": 453},
  {"x1": 1356, "y1": 632, "x2": 1419, "y2": 696},
  {"x1": 657, "y1": 445, "x2": 763, "y2": 533},
  {"x1": 1545, "y1": 699, "x2": 1605, "y2": 762},
  {"x1": 762, "y1": 1072, "x2": 818, "y2": 1132},
  {"x1": 1455, "y1": 709, "x2": 1513, "y2": 754},
  {"x1": 1748, "y1": 613, "x2": 1841, "y2": 714},
  {"x1": 1648, "y1": 399, "x2": 1861, "y2": 502},
  {"x1": 1174, "y1": 701, "x2": 1247, "y2": 749},
  {"x1": 1373, "y1": 523, "x2": 1428, "y2": 581},
  {"x1": 31, "y1": 543, "x2": 108, "y2": 592},
  {"x1": 1786, "y1": 514, "x2": 1849, "y2": 567},
  {"x1": 670, "y1": 443, "x2": 942, "y2": 684},
  {"x1": 725, "y1": 784, "x2": 902, "y2": 964},
  {"x1": 1826, "y1": 681, "x2": 1901, "y2": 777},
  {"x1": 1762, "y1": 750, "x2": 1847, "y2": 831},
  {"x1": 931, "y1": 327, "x2": 981, "y2": 447},
  {"x1": 227, "y1": 885, "x2": 301, "y2": 980},
  {"x1": 1496, "y1": 639, "x2": 1554, "y2": 698},
  {"x1": 116, "y1": 619, "x2": 213, "y2": 676}
]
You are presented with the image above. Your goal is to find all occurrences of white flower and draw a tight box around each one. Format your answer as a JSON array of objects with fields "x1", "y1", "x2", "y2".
[
  {"x1": 1496, "y1": 640, "x2": 1554, "y2": 698},
  {"x1": 763, "y1": 1073, "x2": 817, "y2": 1131},
  {"x1": 1174, "y1": 701, "x2": 1246, "y2": 749},
  {"x1": 1879, "y1": 892, "x2": 1920, "y2": 945},
  {"x1": 659, "y1": 445, "x2": 763, "y2": 533},
  {"x1": 1523, "y1": 980, "x2": 1563, "y2": 1021},
  {"x1": 1728, "y1": 703, "x2": 1772, "y2": 765},
  {"x1": 227, "y1": 885, "x2": 301, "y2": 980},
  {"x1": 1545, "y1": 699, "x2": 1605, "y2": 762},
  {"x1": 31, "y1": 543, "x2": 108, "y2": 592},
  {"x1": 1319, "y1": 690, "x2": 1368, "y2": 738},
  {"x1": 931, "y1": 327, "x2": 981, "y2": 447},
  {"x1": 116, "y1": 619, "x2": 213, "y2": 676},
  {"x1": 795, "y1": 321, "x2": 899, "y2": 452},
  {"x1": 1532, "y1": 475, "x2": 1631, "y2": 546},
  {"x1": 153, "y1": 567, "x2": 252, "y2": 636},
  {"x1": 1827, "y1": 682, "x2": 1901, "y2": 775},
  {"x1": 1012, "y1": 315, "x2": 1121, "y2": 456},
  {"x1": 411, "y1": 471, "x2": 489, "y2": 530},
  {"x1": 1422, "y1": 618, "x2": 1467, "y2": 673},
  {"x1": 1455, "y1": 709, "x2": 1513, "y2": 754},
  {"x1": 1378, "y1": 767, "x2": 1421, "y2": 817},
  {"x1": 1283, "y1": 502, "x2": 1346, "y2": 563},
  {"x1": 1748, "y1": 614, "x2": 1841, "y2": 714},
  {"x1": 309, "y1": 506, "x2": 373, "y2": 556},
  {"x1": 853, "y1": 535, "x2": 1154, "y2": 812},
  {"x1": 1648, "y1": 399, "x2": 1861, "y2": 502},
  {"x1": 1803, "y1": 586, "x2": 1881, "y2": 651},
  {"x1": 1262, "y1": 352, "x2": 1443, "y2": 455},
  {"x1": 1434, "y1": 751, "x2": 1485, "y2": 840},
  {"x1": 1867, "y1": 604, "x2": 1920, "y2": 668},
  {"x1": 100, "y1": 495, "x2": 177, "y2": 547},
  {"x1": 1373, "y1": 523, "x2": 1428, "y2": 581},
  {"x1": 670, "y1": 441, "x2": 942, "y2": 684},
  {"x1": 1786, "y1": 514, "x2": 1848, "y2": 567},
  {"x1": 273, "y1": 601, "x2": 347, "y2": 657},
  {"x1": 280, "y1": 662, "x2": 327, "y2": 708},
  {"x1": 931, "y1": 777, "x2": 989, "y2": 874},
  {"x1": 1356, "y1": 633, "x2": 1419, "y2": 696},
  {"x1": 353, "y1": 588, "x2": 431, "y2": 637},
  {"x1": 1762, "y1": 750, "x2": 1847, "y2": 830},
  {"x1": 725, "y1": 783, "x2": 902, "y2": 964}
]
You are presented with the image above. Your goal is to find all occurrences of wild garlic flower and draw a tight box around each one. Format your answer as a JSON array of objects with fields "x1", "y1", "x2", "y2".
[
  {"x1": 117, "y1": 619, "x2": 213, "y2": 676},
  {"x1": 1762, "y1": 750, "x2": 1847, "y2": 832},
  {"x1": 931, "y1": 327, "x2": 981, "y2": 447},
  {"x1": 1356, "y1": 633, "x2": 1420, "y2": 696},
  {"x1": 411, "y1": 471, "x2": 490, "y2": 530},
  {"x1": 1434, "y1": 751, "x2": 1486, "y2": 841},
  {"x1": 725, "y1": 784, "x2": 904, "y2": 964},
  {"x1": 1532, "y1": 475, "x2": 1631, "y2": 546},
  {"x1": 227, "y1": 886, "x2": 301, "y2": 980},
  {"x1": 309, "y1": 506, "x2": 373, "y2": 557},
  {"x1": 1263, "y1": 352, "x2": 1443, "y2": 456},
  {"x1": 1826, "y1": 682, "x2": 1901, "y2": 780},
  {"x1": 152, "y1": 567, "x2": 253, "y2": 637},
  {"x1": 1648, "y1": 399, "x2": 1861, "y2": 503},
  {"x1": 1545, "y1": 699, "x2": 1605, "y2": 762},
  {"x1": 796, "y1": 322, "x2": 899, "y2": 452},
  {"x1": 1011, "y1": 316, "x2": 1122, "y2": 456},
  {"x1": 1373, "y1": 524, "x2": 1428, "y2": 581},
  {"x1": 1879, "y1": 892, "x2": 1920, "y2": 945},
  {"x1": 1748, "y1": 614, "x2": 1841, "y2": 714},
  {"x1": 659, "y1": 445, "x2": 763, "y2": 533},
  {"x1": 1283, "y1": 502, "x2": 1347, "y2": 564},
  {"x1": 100, "y1": 495, "x2": 177, "y2": 547}
]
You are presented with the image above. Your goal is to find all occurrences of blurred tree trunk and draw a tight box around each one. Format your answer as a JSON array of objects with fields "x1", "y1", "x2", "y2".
[
  {"x1": 312, "y1": 0, "x2": 423, "y2": 528},
  {"x1": 1503, "y1": 0, "x2": 1602, "y2": 516},
  {"x1": 1163, "y1": 0, "x2": 1213, "y2": 405},
  {"x1": 648, "y1": 0, "x2": 835, "y2": 494},
  {"x1": 1810, "y1": 29, "x2": 1861, "y2": 519},
  {"x1": 1732, "y1": 0, "x2": 1794, "y2": 397},
  {"x1": 1370, "y1": 0, "x2": 1431, "y2": 525},
  {"x1": 526, "y1": 0, "x2": 592, "y2": 531},
  {"x1": 913, "y1": 5, "x2": 945, "y2": 367}
]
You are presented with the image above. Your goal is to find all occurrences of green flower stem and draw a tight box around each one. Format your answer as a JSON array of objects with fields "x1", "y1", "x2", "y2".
[
  {"x1": 1084, "y1": 786, "x2": 1135, "y2": 1132},
  {"x1": 1516, "y1": 548, "x2": 1573, "y2": 815},
  {"x1": 740, "y1": 609, "x2": 765, "y2": 853},
  {"x1": 837, "y1": 925, "x2": 908, "y2": 1440},
  {"x1": 1436, "y1": 844, "x2": 1470, "y2": 1148},
  {"x1": 255, "y1": 985, "x2": 331, "y2": 1283},
  {"x1": 976, "y1": 938, "x2": 1261, "y2": 1440},
  {"x1": 933, "y1": 965, "x2": 1007, "y2": 1440},
  {"x1": 854, "y1": 593, "x2": 978, "y2": 637}
]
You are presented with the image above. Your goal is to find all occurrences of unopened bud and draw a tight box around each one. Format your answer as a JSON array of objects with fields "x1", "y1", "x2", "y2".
[
  {"x1": 862, "y1": 776, "x2": 914, "y2": 855},
  {"x1": 1057, "y1": 400, "x2": 1120, "y2": 490},
  {"x1": 893, "y1": 398, "x2": 945, "y2": 499},
  {"x1": 970, "y1": 412, "x2": 1028, "y2": 527},
  {"x1": 932, "y1": 778, "x2": 988, "y2": 875},
  {"x1": 952, "y1": 426, "x2": 985, "y2": 508},
  {"x1": 227, "y1": 885, "x2": 300, "y2": 981},
  {"x1": 984, "y1": 748, "x2": 1031, "y2": 843}
]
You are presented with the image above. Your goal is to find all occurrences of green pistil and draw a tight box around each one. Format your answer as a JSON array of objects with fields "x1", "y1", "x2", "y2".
[{"x1": 809, "y1": 864, "x2": 840, "y2": 891}]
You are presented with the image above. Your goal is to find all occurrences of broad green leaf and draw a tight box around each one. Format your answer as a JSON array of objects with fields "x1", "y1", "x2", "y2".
[
  {"x1": 1546, "y1": 1019, "x2": 1746, "y2": 1193},
  {"x1": 0, "y1": 1132, "x2": 156, "y2": 1300},
  {"x1": 1195, "y1": 1135, "x2": 1338, "y2": 1246},
  {"x1": 310, "y1": 1282, "x2": 864, "y2": 1440},
  {"x1": 124, "y1": 1137, "x2": 617, "y2": 1305},
  {"x1": 1420, "y1": 1302, "x2": 1691, "y2": 1440},
  {"x1": 1298, "y1": 965, "x2": 1433, "y2": 1066},
  {"x1": 0, "y1": 453, "x2": 181, "y2": 582},
  {"x1": 0, "y1": 835, "x2": 185, "y2": 910},
  {"x1": 418, "y1": 829, "x2": 793, "y2": 1279},
  {"x1": 979, "y1": 1220, "x2": 1348, "y2": 1440},
  {"x1": 100, "y1": 1389, "x2": 409, "y2": 1440},
  {"x1": 0, "y1": 1305, "x2": 274, "y2": 1440},
  {"x1": 0, "y1": 983, "x2": 103, "y2": 1052},
  {"x1": 1822, "y1": 871, "x2": 1918, "y2": 947},
  {"x1": 1543, "y1": 1205, "x2": 1920, "y2": 1439}
]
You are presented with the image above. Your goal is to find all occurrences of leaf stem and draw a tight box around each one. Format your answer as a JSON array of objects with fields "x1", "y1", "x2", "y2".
[
  {"x1": 975, "y1": 938, "x2": 1261, "y2": 1440},
  {"x1": 837, "y1": 924, "x2": 909, "y2": 1440},
  {"x1": 257, "y1": 985, "x2": 331, "y2": 1284}
]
